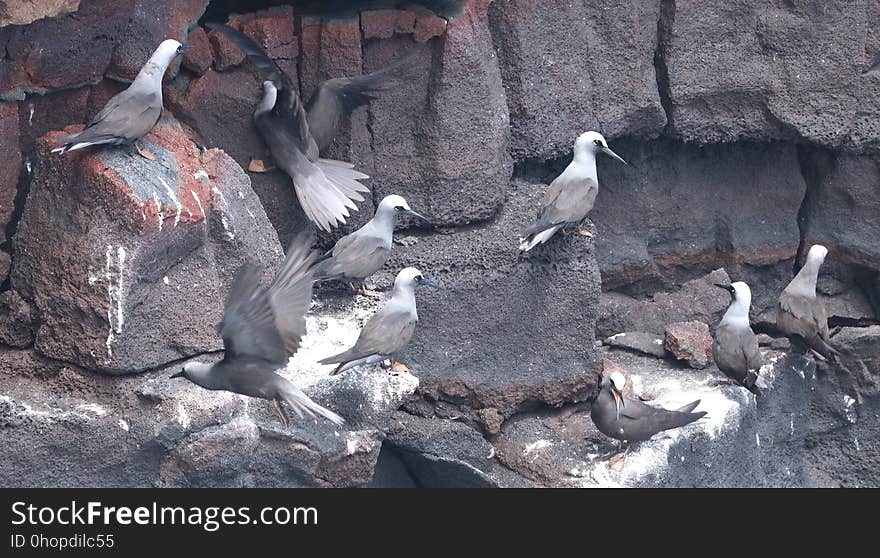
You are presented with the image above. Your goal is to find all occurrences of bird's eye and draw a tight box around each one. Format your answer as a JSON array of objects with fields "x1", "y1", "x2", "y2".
[
  {"x1": 593, "y1": 139, "x2": 602, "y2": 146},
  {"x1": 394, "y1": 206, "x2": 404, "y2": 211}
]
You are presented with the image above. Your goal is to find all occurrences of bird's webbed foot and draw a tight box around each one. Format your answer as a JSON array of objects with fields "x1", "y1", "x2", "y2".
[
  {"x1": 608, "y1": 444, "x2": 630, "y2": 471},
  {"x1": 391, "y1": 361, "x2": 409, "y2": 373},
  {"x1": 134, "y1": 141, "x2": 156, "y2": 161},
  {"x1": 360, "y1": 283, "x2": 382, "y2": 297}
]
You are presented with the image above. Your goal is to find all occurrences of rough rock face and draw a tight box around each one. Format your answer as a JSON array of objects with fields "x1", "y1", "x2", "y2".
[
  {"x1": 0, "y1": 1, "x2": 81, "y2": 28},
  {"x1": 1, "y1": 0, "x2": 879, "y2": 488},
  {"x1": 11, "y1": 116, "x2": 283, "y2": 373},
  {"x1": 489, "y1": 0, "x2": 666, "y2": 161},
  {"x1": 665, "y1": 0, "x2": 880, "y2": 150}
]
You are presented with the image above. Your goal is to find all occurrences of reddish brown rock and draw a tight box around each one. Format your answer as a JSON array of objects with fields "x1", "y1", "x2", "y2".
[
  {"x1": 413, "y1": 11, "x2": 447, "y2": 42},
  {"x1": 208, "y1": 27, "x2": 246, "y2": 71},
  {"x1": 0, "y1": 0, "x2": 81, "y2": 27},
  {"x1": 361, "y1": 9, "x2": 398, "y2": 40},
  {"x1": 664, "y1": 321, "x2": 713, "y2": 369},
  {"x1": 0, "y1": 101, "x2": 20, "y2": 244},
  {"x1": 11, "y1": 115, "x2": 283, "y2": 373},
  {"x1": 182, "y1": 27, "x2": 213, "y2": 76}
]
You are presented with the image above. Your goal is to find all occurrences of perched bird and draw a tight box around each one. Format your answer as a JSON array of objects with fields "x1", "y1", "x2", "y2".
[
  {"x1": 171, "y1": 230, "x2": 344, "y2": 427},
  {"x1": 206, "y1": 23, "x2": 409, "y2": 232},
  {"x1": 591, "y1": 372, "x2": 706, "y2": 468},
  {"x1": 713, "y1": 281, "x2": 762, "y2": 396},
  {"x1": 319, "y1": 267, "x2": 438, "y2": 375},
  {"x1": 312, "y1": 194, "x2": 430, "y2": 296},
  {"x1": 519, "y1": 131, "x2": 627, "y2": 252},
  {"x1": 52, "y1": 39, "x2": 186, "y2": 157},
  {"x1": 777, "y1": 244, "x2": 841, "y2": 362}
]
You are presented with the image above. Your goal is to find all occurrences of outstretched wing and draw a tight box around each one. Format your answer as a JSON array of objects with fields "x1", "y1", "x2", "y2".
[
  {"x1": 306, "y1": 53, "x2": 415, "y2": 151},
  {"x1": 269, "y1": 229, "x2": 321, "y2": 356},
  {"x1": 219, "y1": 264, "x2": 287, "y2": 366}
]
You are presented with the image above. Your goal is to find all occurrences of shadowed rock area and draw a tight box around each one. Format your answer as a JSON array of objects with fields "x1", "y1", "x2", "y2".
[{"x1": 0, "y1": 0, "x2": 878, "y2": 487}]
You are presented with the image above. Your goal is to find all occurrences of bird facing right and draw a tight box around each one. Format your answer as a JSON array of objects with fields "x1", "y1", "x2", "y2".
[
  {"x1": 518, "y1": 131, "x2": 627, "y2": 252},
  {"x1": 319, "y1": 267, "x2": 438, "y2": 375}
]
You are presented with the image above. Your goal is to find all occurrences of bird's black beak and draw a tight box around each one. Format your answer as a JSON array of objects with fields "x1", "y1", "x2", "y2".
[
  {"x1": 714, "y1": 282, "x2": 735, "y2": 296},
  {"x1": 402, "y1": 209, "x2": 432, "y2": 226},
  {"x1": 177, "y1": 44, "x2": 193, "y2": 56},
  {"x1": 602, "y1": 146, "x2": 628, "y2": 166},
  {"x1": 417, "y1": 277, "x2": 441, "y2": 289},
  {"x1": 611, "y1": 385, "x2": 625, "y2": 421},
  {"x1": 170, "y1": 370, "x2": 185, "y2": 379}
]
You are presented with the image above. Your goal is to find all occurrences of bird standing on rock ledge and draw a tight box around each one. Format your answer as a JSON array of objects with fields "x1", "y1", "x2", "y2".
[
  {"x1": 171, "y1": 230, "x2": 344, "y2": 427},
  {"x1": 518, "y1": 131, "x2": 627, "y2": 252},
  {"x1": 51, "y1": 39, "x2": 187, "y2": 159},
  {"x1": 713, "y1": 281, "x2": 763, "y2": 396},
  {"x1": 591, "y1": 372, "x2": 706, "y2": 470}
]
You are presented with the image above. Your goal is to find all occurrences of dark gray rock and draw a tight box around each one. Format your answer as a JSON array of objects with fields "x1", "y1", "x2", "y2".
[
  {"x1": 488, "y1": 0, "x2": 665, "y2": 161},
  {"x1": 382, "y1": 179, "x2": 602, "y2": 431},
  {"x1": 665, "y1": 1, "x2": 880, "y2": 150},
  {"x1": 11, "y1": 116, "x2": 282, "y2": 373},
  {"x1": 0, "y1": 290, "x2": 33, "y2": 347},
  {"x1": 603, "y1": 331, "x2": 666, "y2": 358}
]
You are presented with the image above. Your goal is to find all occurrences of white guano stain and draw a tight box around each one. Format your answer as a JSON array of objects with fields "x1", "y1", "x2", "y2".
[
  {"x1": 104, "y1": 245, "x2": 126, "y2": 360},
  {"x1": 190, "y1": 190, "x2": 205, "y2": 220},
  {"x1": 157, "y1": 176, "x2": 182, "y2": 228},
  {"x1": 151, "y1": 191, "x2": 163, "y2": 231}
]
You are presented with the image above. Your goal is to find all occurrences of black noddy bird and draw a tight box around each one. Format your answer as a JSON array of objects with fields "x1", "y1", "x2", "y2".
[
  {"x1": 777, "y1": 244, "x2": 843, "y2": 362},
  {"x1": 319, "y1": 267, "x2": 438, "y2": 375},
  {"x1": 52, "y1": 39, "x2": 187, "y2": 157},
  {"x1": 206, "y1": 23, "x2": 410, "y2": 232},
  {"x1": 312, "y1": 194, "x2": 430, "y2": 296},
  {"x1": 713, "y1": 281, "x2": 762, "y2": 396},
  {"x1": 171, "y1": 230, "x2": 344, "y2": 427},
  {"x1": 519, "y1": 131, "x2": 627, "y2": 252},
  {"x1": 591, "y1": 371, "x2": 706, "y2": 468}
]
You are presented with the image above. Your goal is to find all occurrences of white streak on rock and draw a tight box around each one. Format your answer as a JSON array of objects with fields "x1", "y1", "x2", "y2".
[
  {"x1": 843, "y1": 395, "x2": 857, "y2": 424},
  {"x1": 152, "y1": 191, "x2": 163, "y2": 231},
  {"x1": 157, "y1": 176, "x2": 182, "y2": 228},
  {"x1": 212, "y1": 186, "x2": 235, "y2": 241},
  {"x1": 118, "y1": 419, "x2": 130, "y2": 432},
  {"x1": 104, "y1": 245, "x2": 126, "y2": 360},
  {"x1": 190, "y1": 190, "x2": 205, "y2": 220},
  {"x1": 523, "y1": 439, "x2": 552, "y2": 455}
]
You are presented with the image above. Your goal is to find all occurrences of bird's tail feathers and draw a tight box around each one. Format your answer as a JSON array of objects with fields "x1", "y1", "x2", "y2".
[
  {"x1": 675, "y1": 400, "x2": 701, "y2": 414},
  {"x1": 292, "y1": 160, "x2": 370, "y2": 232},
  {"x1": 519, "y1": 226, "x2": 560, "y2": 252},
  {"x1": 280, "y1": 385, "x2": 344, "y2": 425}
]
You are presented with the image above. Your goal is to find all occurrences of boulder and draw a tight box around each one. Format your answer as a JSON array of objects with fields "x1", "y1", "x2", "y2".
[
  {"x1": 604, "y1": 332, "x2": 666, "y2": 359},
  {"x1": 664, "y1": 321, "x2": 713, "y2": 369},
  {"x1": 377, "y1": 179, "x2": 601, "y2": 431},
  {"x1": 10, "y1": 115, "x2": 283, "y2": 373},
  {"x1": 489, "y1": 0, "x2": 666, "y2": 161}
]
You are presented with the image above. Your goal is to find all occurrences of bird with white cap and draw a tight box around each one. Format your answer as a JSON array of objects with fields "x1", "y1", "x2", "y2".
[
  {"x1": 519, "y1": 131, "x2": 627, "y2": 252},
  {"x1": 312, "y1": 194, "x2": 431, "y2": 296},
  {"x1": 319, "y1": 267, "x2": 438, "y2": 375},
  {"x1": 52, "y1": 39, "x2": 187, "y2": 158},
  {"x1": 713, "y1": 281, "x2": 762, "y2": 395}
]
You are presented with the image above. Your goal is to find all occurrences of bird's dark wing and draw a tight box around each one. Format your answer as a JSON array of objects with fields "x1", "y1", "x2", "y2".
[
  {"x1": 206, "y1": 23, "x2": 317, "y2": 159},
  {"x1": 521, "y1": 174, "x2": 597, "y2": 238},
  {"x1": 306, "y1": 53, "x2": 415, "y2": 151},
  {"x1": 743, "y1": 332, "x2": 762, "y2": 372},
  {"x1": 219, "y1": 264, "x2": 288, "y2": 366},
  {"x1": 268, "y1": 229, "x2": 320, "y2": 356},
  {"x1": 619, "y1": 398, "x2": 705, "y2": 439}
]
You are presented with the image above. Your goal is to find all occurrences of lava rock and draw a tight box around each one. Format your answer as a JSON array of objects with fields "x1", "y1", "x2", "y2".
[
  {"x1": 181, "y1": 27, "x2": 213, "y2": 76},
  {"x1": 0, "y1": 0, "x2": 81, "y2": 27},
  {"x1": 0, "y1": 290, "x2": 33, "y2": 347},
  {"x1": 11, "y1": 115, "x2": 283, "y2": 373},
  {"x1": 664, "y1": 321, "x2": 713, "y2": 369}
]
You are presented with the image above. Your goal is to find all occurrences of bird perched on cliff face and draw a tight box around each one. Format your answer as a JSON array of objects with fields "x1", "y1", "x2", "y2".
[
  {"x1": 518, "y1": 131, "x2": 627, "y2": 252},
  {"x1": 777, "y1": 244, "x2": 843, "y2": 364},
  {"x1": 312, "y1": 194, "x2": 430, "y2": 296},
  {"x1": 591, "y1": 372, "x2": 706, "y2": 469},
  {"x1": 319, "y1": 267, "x2": 438, "y2": 375},
  {"x1": 206, "y1": 23, "x2": 410, "y2": 232},
  {"x1": 713, "y1": 281, "x2": 762, "y2": 396},
  {"x1": 52, "y1": 39, "x2": 186, "y2": 157},
  {"x1": 171, "y1": 230, "x2": 344, "y2": 427}
]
